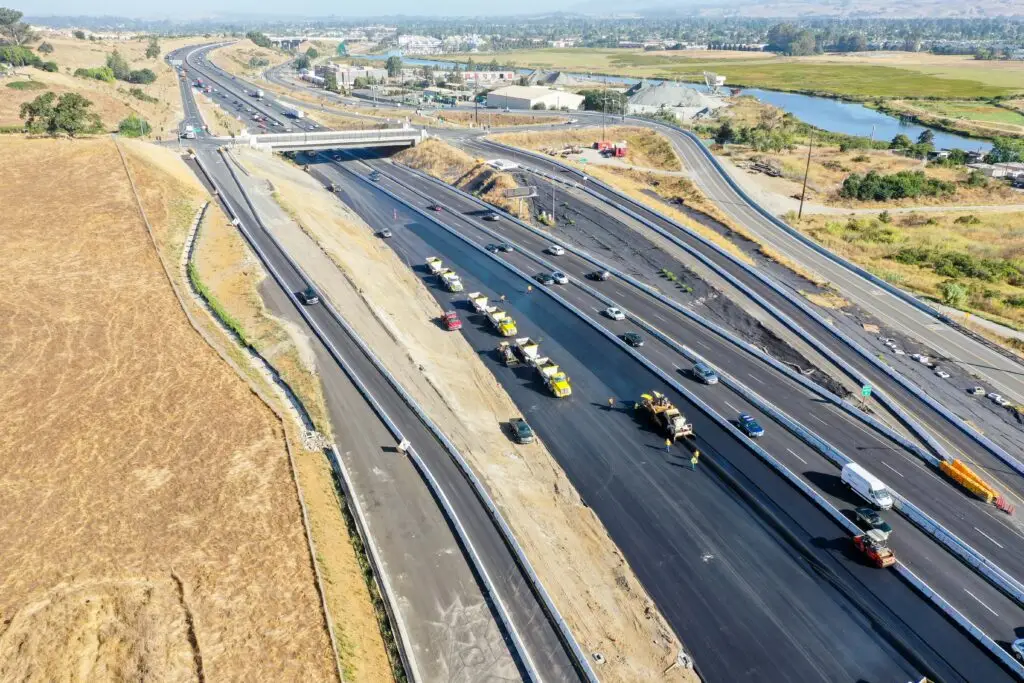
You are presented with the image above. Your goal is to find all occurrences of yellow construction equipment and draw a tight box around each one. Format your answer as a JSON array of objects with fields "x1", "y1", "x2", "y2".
[
  {"x1": 537, "y1": 358, "x2": 572, "y2": 398},
  {"x1": 639, "y1": 391, "x2": 693, "y2": 440},
  {"x1": 940, "y1": 459, "x2": 998, "y2": 504}
]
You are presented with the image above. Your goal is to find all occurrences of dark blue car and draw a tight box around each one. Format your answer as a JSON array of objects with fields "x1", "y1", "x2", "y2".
[{"x1": 738, "y1": 413, "x2": 765, "y2": 438}]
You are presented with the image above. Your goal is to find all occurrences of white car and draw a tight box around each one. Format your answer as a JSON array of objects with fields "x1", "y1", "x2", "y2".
[
  {"x1": 546, "y1": 245, "x2": 565, "y2": 256},
  {"x1": 551, "y1": 271, "x2": 569, "y2": 285},
  {"x1": 969, "y1": 386, "x2": 986, "y2": 396},
  {"x1": 988, "y1": 392, "x2": 1011, "y2": 406},
  {"x1": 566, "y1": 118, "x2": 579, "y2": 124},
  {"x1": 917, "y1": 356, "x2": 931, "y2": 364},
  {"x1": 893, "y1": 348, "x2": 905, "y2": 355},
  {"x1": 996, "y1": 396, "x2": 1011, "y2": 407},
  {"x1": 605, "y1": 306, "x2": 625, "y2": 321},
  {"x1": 934, "y1": 369, "x2": 950, "y2": 379}
]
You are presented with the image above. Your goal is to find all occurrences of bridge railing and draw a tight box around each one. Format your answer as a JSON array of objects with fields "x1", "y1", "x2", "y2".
[{"x1": 252, "y1": 128, "x2": 422, "y2": 146}]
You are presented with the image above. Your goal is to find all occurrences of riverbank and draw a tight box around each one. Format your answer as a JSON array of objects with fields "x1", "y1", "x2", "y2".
[{"x1": 870, "y1": 100, "x2": 1024, "y2": 142}]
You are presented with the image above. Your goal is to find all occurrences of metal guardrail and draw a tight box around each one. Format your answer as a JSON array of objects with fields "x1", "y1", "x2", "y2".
[
  {"x1": 342, "y1": 161, "x2": 1024, "y2": 680},
  {"x1": 385, "y1": 161, "x2": 1024, "y2": 614},
  {"x1": 253, "y1": 129, "x2": 423, "y2": 145},
  {"x1": 207, "y1": 148, "x2": 583, "y2": 683},
  {"x1": 485, "y1": 139, "x2": 1024, "y2": 480}
]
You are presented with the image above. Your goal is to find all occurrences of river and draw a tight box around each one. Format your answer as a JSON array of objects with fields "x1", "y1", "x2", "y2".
[{"x1": 357, "y1": 53, "x2": 992, "y2": 152}]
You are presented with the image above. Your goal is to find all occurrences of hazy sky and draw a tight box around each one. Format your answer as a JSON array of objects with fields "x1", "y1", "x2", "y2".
[{"x1": 27, "y1": 0, "x2": 578, "y2": 17}]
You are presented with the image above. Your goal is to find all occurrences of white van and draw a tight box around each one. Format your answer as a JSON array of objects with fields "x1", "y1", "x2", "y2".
[{"x1": 841, "y1": 462, "x2": 894, "y2": 510}]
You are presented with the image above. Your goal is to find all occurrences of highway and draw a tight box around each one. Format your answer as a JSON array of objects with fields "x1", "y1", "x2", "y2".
[
  {"x1": 171, "y1": 46, "x2": 583, "y2": 682},
  {"x1": 329, "y1": 152, "x2": 1024, "y2": 653},
  {"x1": 371, "y1": 157, "x2": 1024, "y2": 595},
  {"x1": 312, "y1": 152, "x2": 1018, "y2": 682},
  {"x1": 461, "y1": 135, "x2": 1024, "y2": 500},
  {"x1": 176, "y1": 45, "x2": 1024, "y2": 681}
]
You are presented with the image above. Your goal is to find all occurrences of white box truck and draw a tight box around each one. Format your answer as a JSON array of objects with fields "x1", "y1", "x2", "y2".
[
  {"x1": 286, "y1": 106, "x2": 305, "y2": 119},
  {"x1": 841, "y1": 463, "x2": 893, "y2": 509}
]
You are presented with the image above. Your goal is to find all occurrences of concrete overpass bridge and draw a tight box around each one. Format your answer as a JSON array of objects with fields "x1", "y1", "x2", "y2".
[{"x1": 247, "y1": 128, "x2": 424, "y2": 152}]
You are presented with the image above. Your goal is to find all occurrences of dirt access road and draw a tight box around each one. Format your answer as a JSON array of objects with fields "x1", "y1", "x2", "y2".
[{"x1": 0, "y1": 138, "x2": 336, "y2": 681}]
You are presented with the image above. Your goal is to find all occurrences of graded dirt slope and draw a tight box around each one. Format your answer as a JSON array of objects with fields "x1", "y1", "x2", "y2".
[
  {"x1": 210, "y1": 39, "x2": 292, "y2": 79},
  {"x1": 0, "y1": 137, "x2": 335, "y2": 681},
  {"x1": 235, "y1": 147, "x2": 699, "y2": 683}
]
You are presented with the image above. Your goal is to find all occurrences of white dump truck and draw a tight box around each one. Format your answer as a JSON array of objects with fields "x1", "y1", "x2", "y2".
[
  {"x1": 513, "y1": 337, "x2": 541, "y2": 365},
  {"x1": 425, "y1": 257, "x2": 444, "y2": 275},
  {"x1": 468, "y1": 291, "x2": 489, "y2": 313},
  {"x1": 439, "y1": 269, "x2": 464, "y2": 293}
]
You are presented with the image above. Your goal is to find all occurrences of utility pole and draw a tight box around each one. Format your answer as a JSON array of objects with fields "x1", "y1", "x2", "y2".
[
  {"x1": 798, "y1": 129, "x2": 814, "y2": 220},
  {"x1": 601, "y1": 76, "x2": 607, "y2": 141},
  {"x1": 551, "y1": 183, "x2": 556, "y2": 220},
  {"x1": 869, "y1": 123, "x2": 875, "y2": 144}
]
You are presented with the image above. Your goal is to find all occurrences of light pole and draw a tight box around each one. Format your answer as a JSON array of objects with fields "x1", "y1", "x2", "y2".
[{"x1": 798, "y1": 129, "x2": 814, "y2": 220}]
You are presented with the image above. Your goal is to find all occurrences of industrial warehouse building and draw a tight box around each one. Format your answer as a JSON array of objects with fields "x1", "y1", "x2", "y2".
[{"x1": 485, "y1": 85, "x2": 585, "y2": 111}]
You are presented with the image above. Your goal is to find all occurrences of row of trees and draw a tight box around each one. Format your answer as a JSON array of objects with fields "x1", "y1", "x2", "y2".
[
  {"x1": 19, "y1": 91, "x2": 103, "y2": 136},
  {"x1": 0, "y1": 44, "x2": 57, "y2": 71}
]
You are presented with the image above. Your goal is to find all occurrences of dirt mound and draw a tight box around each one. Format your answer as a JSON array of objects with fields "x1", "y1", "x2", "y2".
[{"x1": 0, "y1": 579, "x2": 198, "y2": 683}]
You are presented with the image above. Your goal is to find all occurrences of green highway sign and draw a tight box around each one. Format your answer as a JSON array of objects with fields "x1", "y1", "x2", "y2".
[{"x1": 861, "y1": 385, "x2": 872, "y2": 398}]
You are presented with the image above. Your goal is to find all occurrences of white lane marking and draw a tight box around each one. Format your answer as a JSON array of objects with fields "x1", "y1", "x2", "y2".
[
  {"x1": 694, "y1": 340, "x2": 711, "y2": 350},
  {"x1": 746, "y1": 373, "x2": 766, "y2": 386},
  {"x1": 981, "y1": 508, "x2": 1024, "y2": 544},
  {"x1": 973, "y1": 526, "x2": 1005, "y2": 549},
  {"x1": 880, "y1": 461, "x2": 904, "y2": 478},
  {"x1": 963, "y1": 589, "x2": 999, "y2": 617},
  {"x1": 787, "y1": 448, "x2": 807, "y2": 464},
  {"x1": 809, "y1": 413, "x2": 828, "y2": 425},
  {"x1": 725, "y1": 402, "x2": 740, "y2": 413}
]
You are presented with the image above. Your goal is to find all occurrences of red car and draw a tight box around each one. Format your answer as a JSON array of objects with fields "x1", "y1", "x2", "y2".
[
  {"x1": 442, "y1": 311, "x2": 462, "y2": 331},
  {"x1": 429, "y1": 203, "x2": 444, "y2": 212}
]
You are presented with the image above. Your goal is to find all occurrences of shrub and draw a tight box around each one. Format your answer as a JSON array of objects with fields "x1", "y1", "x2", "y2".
[
  {"x1": 118, "y1": 113, "x2": 151, "y2": 137},
  {"x1": 878, "y1": 210, "x2": 892, "y2": 224},
  {"x1": 965, "y1": 170, "x2": 988, "y2": 188},
  {"x1": 839, "y1": 170, "x2": 955, "y2": 202},
  {"x1": 954, "y1": 214, "x2": 981, "y2": 225},
  {"x1": 940, "y1": 281, "x2": 969, "y2": 307},
  {"x1": 39, "y1": 61, "x2": 58, "y2": 72},
  {"x1": 248, "y1": 56, "x2": 269, "y2": 68},
  {"x1": 0, "y1": 45, "x2": 39, "y2": 67},
  {"x1": 127, "y1": 68, "x2": 156, "y2": 84},
  {"x1": 1004, "y1": 295, "x2": 1024, "y2": 308},
  {"x1": 246, "y1": 31, "x2": 274, "y2": 49},
  {"x1": 6, "y1": 80, "x2": 45, "y2": 90},
  {"x1": 127, "y1": 86, "x2": 158, "y2": 103},
  {"x1": 74, "y1": 66, "x2": 115, "y2": 82}
]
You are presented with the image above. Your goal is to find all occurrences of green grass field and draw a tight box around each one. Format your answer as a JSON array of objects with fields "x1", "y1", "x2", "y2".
[
  {"x1": 443, "y1": 48, "x2": 1023, "y2": 100},
  {"x1": 911, "y1": 100, "x2": 1024, "y2": 127}
]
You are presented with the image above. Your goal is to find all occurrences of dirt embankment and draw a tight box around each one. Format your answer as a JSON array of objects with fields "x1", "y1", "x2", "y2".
[
  {"x1": 234, "y1": 146, "x2": 699, "y2": 683},
  {"x1": 0, "y1": 137, "x2": 336, "y2": 680},
  {"x1": 210, "y1": 39, "x2": 292, "y2": 79},
  {"x1": 492, "y1": 126, "x2": 682, "y2": 171},
  {"x1": 396, "y1": 138, "x2": 532, "y2": 220}
]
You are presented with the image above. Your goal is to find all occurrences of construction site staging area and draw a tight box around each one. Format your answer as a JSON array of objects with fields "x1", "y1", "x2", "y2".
[{"x1": 8, "y1": 27, "x2": 1024, "y2": 683}]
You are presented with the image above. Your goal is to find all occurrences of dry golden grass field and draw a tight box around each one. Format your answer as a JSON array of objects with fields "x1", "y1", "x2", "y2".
[
  {"x1": 0, "y1": 137, "x2": 336, "y2": 681},
  {"x1": 492, "y1": 126, "x2": 682, "y2": 171}
]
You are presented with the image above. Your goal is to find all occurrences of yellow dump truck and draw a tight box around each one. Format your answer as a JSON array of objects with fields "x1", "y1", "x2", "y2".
[
  {"x1": 486, "y1": 306, "x2": 517, "y2": 337},
  {"x1": 439, "y1": 268, "x2": 464, "y2": 293},
  {"x1": 639, "y1": 391, "x2": 693, "y2": 440},
  {"x1": 537, "y1": 358, "x2": 572, "y2": 398}
]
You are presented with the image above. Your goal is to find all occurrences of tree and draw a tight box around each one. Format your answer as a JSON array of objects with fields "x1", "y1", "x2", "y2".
[
  {"x1": 986, "y1": 137, "x2": 1024, "y2": 164},
  {"x1": 0, "y1": 44, "x2": 39, "y2": 66},
  {"x1": 293, "y1": 54, "x2": 311, "y2": 71},
  {"x1": 37, "y1": 41, "x2": 53, "y2": 54},
  {"x1": 0, "y1": 7, "x2": 35, "y2": 45},
  {"x1": 72, "y1": 29, "x2": 85, "y2": 40},
  {"x1": 889, "y1": 133, "x2": 912, "y2": 149},
  {"x1": 20, "y1": 90, "x2": 102, "y2": 136},
  {"x1": 305, "y1": 46, "x2": 318, "y2": 60},
  {"x1": 118, "y1": 113, "x2": 150, "y2": 137},
  {"x1": 246, "y1": 31, "x2": 273, "y2": 49},
  {"x1": 385, "y1": 55, "x2": 402, "y2": 78},
  {"x1": 145, "y1": 36, "x2": 160, "y2": 59},
  {"x1": 715, "y1": 120, "x2": 736, "y2": 145},
  {"x1": 323, "y1": 69, "x2": 339, "y2": 93},
  {"x1": 917, "y1": 129, "x2": 934, "y2": 145},
  {"x1": 106, "y1": 49, "x2": 131, "y2": 81},
  {"x1": 940, "y1": 281, "x2": 969, "y2": 308},
  {"x1": 19, "y1": 90, "x2": 55, "y2": 134},
  {"x1": 127, "y1": 68, "x2": 156, "y2": 84},
  {"x1": 336, "y1": 42, "x2": 347, "y2": 56},
  {"x1": 578, "y1": 88, "x2": 627, "y2": 115}
]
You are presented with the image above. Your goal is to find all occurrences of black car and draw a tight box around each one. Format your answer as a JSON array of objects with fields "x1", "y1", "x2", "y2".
[
  {"x1": 369, "y1": 170, "x2": 381, "y2": 181},
  {"x1": 587, "y1": 270, "x2": 611, "y2": 281},
  {"x1": 498, "y1": 243, "x2": 514, "y2": 253},
  {"x1": 854, "y1": 507, "x2": 893, "y2": 538},
  {"x1": 483, "y1": 211, "x2": 500, "y2": 221},
  {"x1": 485, "y1": 244, "x2": 500, "y2": 253},
  {"x1": 535, "y1": 273, "x2": 556, "y2": 286},
  {"x1": 509, "y1": 418, "x2": 535, "y2": 444},
  {"x1": 622, "y1": 332, "x2": 644, "y2": 347},
  {"x1": 298, "y1": 286, "x2": 320, "y2": 305}
]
